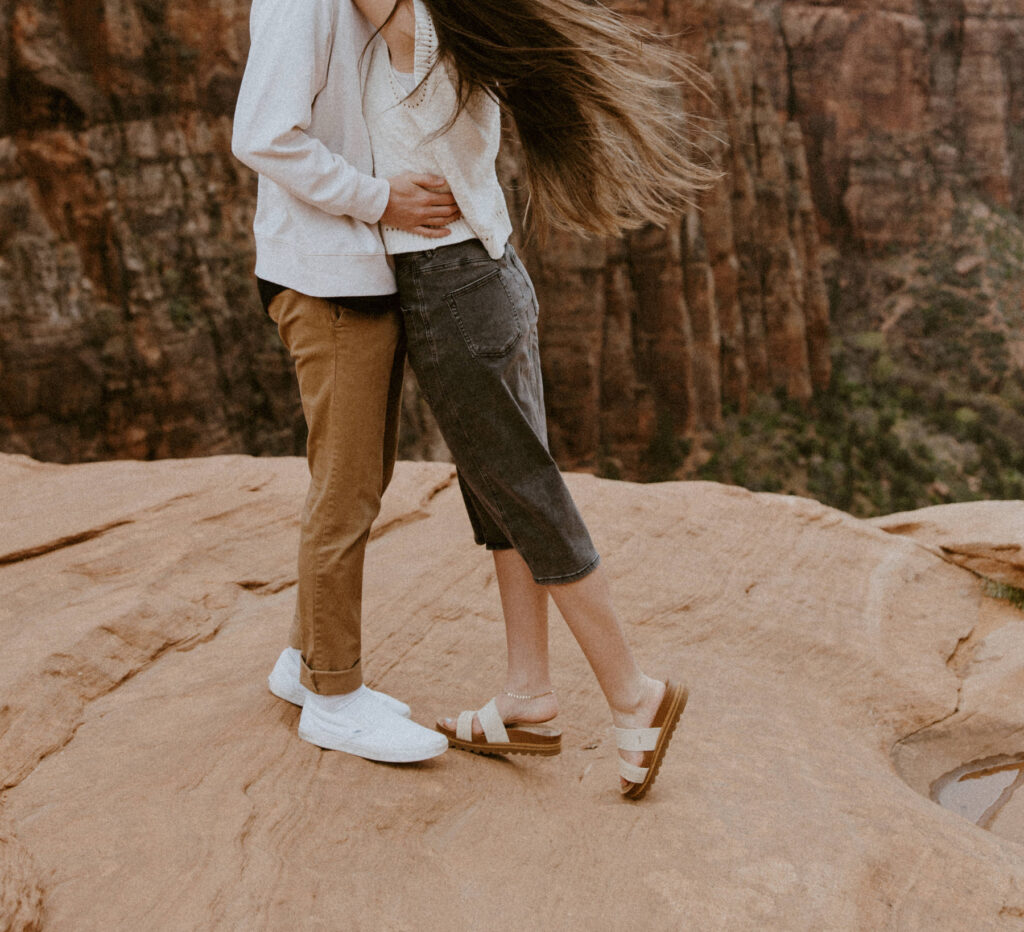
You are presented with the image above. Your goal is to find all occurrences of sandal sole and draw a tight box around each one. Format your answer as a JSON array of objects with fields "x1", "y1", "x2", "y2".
[
  {"x1": 622, "y1": 682, "x2": 688, "y2": 800},
  {"x1": 437, "y1": 723, "x2": 562, "y2": 757},
  {"x1": 445, "y1": 737, "x2": 562, "y2": 757}
]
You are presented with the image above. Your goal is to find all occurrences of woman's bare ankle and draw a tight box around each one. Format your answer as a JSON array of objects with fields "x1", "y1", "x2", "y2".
[
  {"x1": 610, "y1": 675, "x2": 664, "y2": 728},
  {"x1": 497, "y1": 684, "x2": 558, "y2": 724},
  {"x1": 502, "y1": 681, "x2": 554, "y2": 701}
]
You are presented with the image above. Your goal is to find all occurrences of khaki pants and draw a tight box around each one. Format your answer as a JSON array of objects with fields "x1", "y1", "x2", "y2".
[{"x1": 269, "y1": 290, "x2": 404, "y2": 695}]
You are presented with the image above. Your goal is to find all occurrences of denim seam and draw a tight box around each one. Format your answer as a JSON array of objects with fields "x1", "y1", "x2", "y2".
[
  {"x1": 419, "y1": 256, "x2": 494, "y2": 274},
  {"x1": 508, "y1": 248, "x2": 540, "y2": 324},
  {"x1": 407, "y1": 261, "x2": 519, "y2": 548},
  {"x1": 532, "y1": 552, "x2": 601, "y2": 586}
]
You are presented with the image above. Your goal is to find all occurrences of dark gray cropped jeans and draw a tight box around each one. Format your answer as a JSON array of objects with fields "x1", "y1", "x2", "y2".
[{"x1": 395, "y1": 239, "x2": 600, "y2": 584}]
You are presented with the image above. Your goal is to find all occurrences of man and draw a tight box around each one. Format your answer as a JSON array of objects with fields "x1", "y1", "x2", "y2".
[{"x1": 232, "y1": 0, "x2": 458, "y2": 761}]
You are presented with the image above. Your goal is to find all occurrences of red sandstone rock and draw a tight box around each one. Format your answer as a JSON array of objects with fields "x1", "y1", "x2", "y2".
[
  {"x1": 0, "y1": 0, "x2": 837, "y2": 474},
  {"x1": 3, "y1": 454, "x2": 1024, "y2": 927},
  {"x1": 3, "y1": 0, "x2": 1022, "y2": 475}
]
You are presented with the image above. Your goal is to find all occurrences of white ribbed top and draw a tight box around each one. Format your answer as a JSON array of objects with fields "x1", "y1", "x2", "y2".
[
  {"x1": 362, "y1": 0, "x2": 513, "y2": 259},
  {"x1": 365, "y1": 38, "x2": 476, "y2": 254},
  {"x1": 390, "y1": 66, "x2": 416, "y2": 95}
]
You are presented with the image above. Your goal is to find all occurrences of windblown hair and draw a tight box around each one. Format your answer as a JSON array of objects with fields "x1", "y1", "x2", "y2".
[{"x1": 420, "y1": 0, "x2": 721, "y2": 238}]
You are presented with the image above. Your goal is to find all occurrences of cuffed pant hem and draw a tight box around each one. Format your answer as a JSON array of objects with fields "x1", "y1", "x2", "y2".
[
  {"x1": 533, "y1": 553, "x2": 601, "y2": 586},
  {"x1": 299, "y1": 657, "x2": 363, "y2": 696}
]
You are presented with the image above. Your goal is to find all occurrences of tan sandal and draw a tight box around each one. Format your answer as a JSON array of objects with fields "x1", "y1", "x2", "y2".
[
  {"x1": 436, "y1": 698, "x2": 561, "y2": 756},
  {"x1": 615, "y1": 680, "x2": 688, "y2": 800}
]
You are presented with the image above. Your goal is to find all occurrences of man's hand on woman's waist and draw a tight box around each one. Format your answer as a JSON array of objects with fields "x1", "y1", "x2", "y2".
[{"x1": 381, "y1": 173, "x2": 461, "y2": 237}]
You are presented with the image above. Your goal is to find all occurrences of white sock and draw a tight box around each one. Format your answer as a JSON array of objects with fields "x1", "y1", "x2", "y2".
[{"x1": 310, "y1": 686, "x2": 366, "y2": 711}]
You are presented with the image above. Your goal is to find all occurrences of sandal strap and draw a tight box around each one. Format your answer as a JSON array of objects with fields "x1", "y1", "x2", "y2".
[
  {"x1": 456, "y1": 710, "x2": 476, "y2": 743},
  {"x1": 477, "y1": 698, "x2": 509, "y2": 744},
  {"x1": 619, "y1": 759, "x2": 649, "y2": 783},
  {"x1": 455, "y1": 699, "x2": 509, "y2": 744},
  {"x1": 614, "y1": 726, "x2": 660, "y2": 752}
]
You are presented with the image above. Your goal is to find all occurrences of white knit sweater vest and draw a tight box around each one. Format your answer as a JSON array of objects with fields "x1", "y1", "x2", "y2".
[
  {"x1": 362, "y1": 0, "x2": 513, "y2": 259},
  {"x1": 364, "y1": 40, "x2": 476, "y2": 254}
]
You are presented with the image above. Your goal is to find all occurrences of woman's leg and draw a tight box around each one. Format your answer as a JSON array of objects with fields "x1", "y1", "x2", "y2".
[
  {"x1": 496, "y1": 549, "x2": 552, "y2": 696},
  {"x1": 444, "y1": 551, "x2": 663, "y2": 787},
  {"x1": 545, "y1": 565, "x2": 666, "y2": 788},
  {"x1": 440, "y1": 548, "x2": 558, "y2": 731},
  {"x1": 398, "y1": 243, "x2": 677, "y2": 784},
  {"x1": 493, "y1": 554, "x2": 666, "y2": 750},
  {"x1": 396, "y1": 243, "x2": 599, "y2": 588}
]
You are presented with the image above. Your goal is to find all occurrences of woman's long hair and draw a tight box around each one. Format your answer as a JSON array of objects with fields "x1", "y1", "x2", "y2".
[{"x1": 420, "y1": 0, "x2": 721, "y2": 238}]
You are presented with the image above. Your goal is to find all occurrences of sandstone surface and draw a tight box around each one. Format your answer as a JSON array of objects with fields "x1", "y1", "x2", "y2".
[
  {"x1": 871, "y1": 503, "x2": 1024, "y2": 847},
  {"x1": 873, "y1": 500, "x2": 1024, "y2": 589},
  {"x1": 3, "y1": 454, "x2": 1024, "y2": 929}
]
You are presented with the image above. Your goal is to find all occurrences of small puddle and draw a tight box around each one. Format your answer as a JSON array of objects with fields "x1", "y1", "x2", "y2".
[{"x1": 932, "y1": 755, "x2": 1024, "y2": 828}]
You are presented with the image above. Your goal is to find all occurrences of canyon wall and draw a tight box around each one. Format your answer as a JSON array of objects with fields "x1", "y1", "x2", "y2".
[
  {"x1": 0, "y1": 0, "x2": 293, "y2": 462},
  {"x1": 517, "y1": 0, "x2": 834, "y2": 475},
  {"x1": 782, "y1": 0, "x2": 1024, "y2": 247},
  {"x1": 0, "y1": 0, "x2": 1021, "y2": 474}
]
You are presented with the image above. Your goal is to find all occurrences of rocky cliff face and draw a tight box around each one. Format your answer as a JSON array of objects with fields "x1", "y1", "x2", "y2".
[
  {"x1": 514, "y1": 0, "x2": 833, "y2": 476},
  {"x1": 0, "y1": 0, "x2": 832, "y2": 470},
  {"x1": 770, "y1": 1, "x2": 1024, "y2": 513},
  {"x1": 1, "y1": 0, "x2": 1022, "y2": 479},
  {"x1": 782, "y1": 0, "x2": 1024, "y2": 247},
  {"x1": 0, "y1": 0, "x2": 294, "y2": 461}
]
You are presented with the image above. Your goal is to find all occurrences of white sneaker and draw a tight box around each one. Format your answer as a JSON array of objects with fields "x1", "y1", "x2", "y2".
[
  {"x1": 298, "y1": 689, "x2": 449, "y2": 762},
  {"x1": 268, "y1": 648, "x2": 411, "y2": 718}
]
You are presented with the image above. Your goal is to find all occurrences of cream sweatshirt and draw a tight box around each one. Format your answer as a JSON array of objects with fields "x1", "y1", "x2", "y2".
[{"x1": 232, "y1": 0, "x2": 396, "y2": 296}]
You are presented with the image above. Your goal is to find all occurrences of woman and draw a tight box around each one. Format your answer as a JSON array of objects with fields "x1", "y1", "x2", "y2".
[{"x1": 354, "y1": 0, "x2": 716, "y2": 797}]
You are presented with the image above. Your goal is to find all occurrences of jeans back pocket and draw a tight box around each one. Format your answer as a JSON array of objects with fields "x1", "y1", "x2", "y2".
[{"x1": 444, "y1": 268, "x2": 524, "y2": 357}]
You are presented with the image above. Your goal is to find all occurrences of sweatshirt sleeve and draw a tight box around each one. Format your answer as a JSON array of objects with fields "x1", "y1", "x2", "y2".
[{"x1": 231, "y1": 0, "x2": 391, "y2": 224}]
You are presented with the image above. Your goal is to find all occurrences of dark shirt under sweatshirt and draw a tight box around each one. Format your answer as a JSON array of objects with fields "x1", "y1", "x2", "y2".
[{"x1": 257, "y1": 278, "x2": 400, "y2": 315}]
